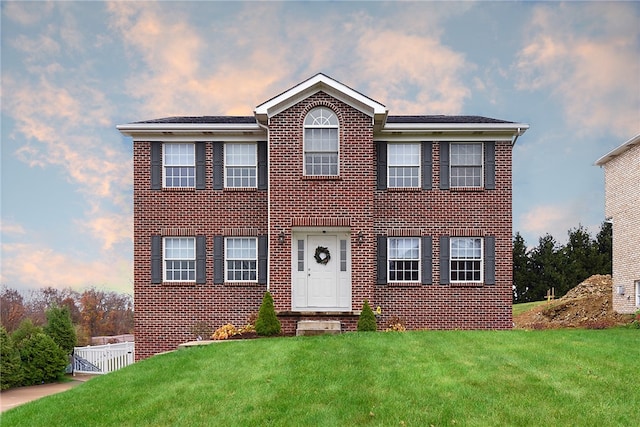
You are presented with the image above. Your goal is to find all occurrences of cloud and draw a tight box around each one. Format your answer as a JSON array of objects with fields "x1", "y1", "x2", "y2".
[
  {"x1": 514, "y1": 3, "x2": 640, "y2": 138},
  {"x1": 518, "y1": 202, "x2": 602, "y2": 246},
  {"x1": 2, "y1": 1, "x2": 54, "y2": 26},
  {"x1": 0, "y1": 242, "x2": 132, "y2": 294}
]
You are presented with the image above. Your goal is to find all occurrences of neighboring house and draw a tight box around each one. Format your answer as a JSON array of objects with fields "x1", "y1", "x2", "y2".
[
  {"x1": 595, "y1": 133, "x2": 640, "y2": 315},
  {"x1": 118, "y1": 74, "x2": 529, "y2": 359}
]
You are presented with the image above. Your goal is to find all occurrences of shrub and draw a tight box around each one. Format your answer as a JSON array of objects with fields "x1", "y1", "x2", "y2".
[
  {"x1": 0, "y1": 326, "x2": 23, "y2": 390},
  {"x1": 19, "y1": 332, "x2": 68, "y2": 386},
  {"x1": 385, "y1": 316, "x2": 407, "y2": 332},
  {"x1": 44, "y1": 305, "x2": 77, "y2": 355},
  {"x1": 255, "y1": 292, "x2": 281, "y2": 336},
  {"x1": 212, "y1": 324, "x2": 238, "y2": 340},
  {"x1": 357, "y1": 300, "x2": 377, "y2": 332}
]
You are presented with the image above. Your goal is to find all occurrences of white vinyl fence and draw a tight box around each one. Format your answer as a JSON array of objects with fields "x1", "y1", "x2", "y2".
[{"x1": 73, "y1": 342, "x2": 135, "y2": 375}]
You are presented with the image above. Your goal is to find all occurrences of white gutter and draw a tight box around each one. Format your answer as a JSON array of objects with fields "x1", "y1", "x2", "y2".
[{"x1": 116, "y1": 123, "x2": 262, "y2": 135}]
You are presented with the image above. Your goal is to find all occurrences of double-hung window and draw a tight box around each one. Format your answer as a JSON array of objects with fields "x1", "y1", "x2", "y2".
[
  {"x1": 164, "y1": 143, "x2": 195, "y2": 188},
  {"x1": 225, "y1": 237, "x2": 257, "y2": 282},
  {"x1": 225, "y1": 143, "x2": 257, "y2": 188},
  {"x1": 304, "y1": 107, "x2": 339, "y2": 176},
  {"x1": 388, "y1": 143, "x2": 420, "y2": 188},
  {"x1": 164, "y1": 237, "x2": 196, "y2": 282},
  {"x1": 450, "y1": 143, "x2": 483, "y2": 188},
  {"x1": 450, "y1": 237, "x2": 482, "y2": 282},
  {"x1": 388, "y1": 237, "x2": 420, "y2": 282}
]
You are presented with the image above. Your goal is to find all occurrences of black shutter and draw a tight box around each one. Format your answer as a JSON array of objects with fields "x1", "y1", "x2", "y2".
[
  {"x1": 484, "y1": 141, "x2": 496, "y2": 190},
  {"x1": 151, "y1": 142, "x2": 162, "y2": 190},
  {"x1": 484, "y1": 236, "x2": 496, "y2": 285},
  {"x1": 212, "y1": 142, "x2": 223, "y2": 190},
  {"x1": 376, "y1": 236, "x2": 387, "y2": 284},
  {"x1": 439, "y1": 142, "x2": 450, "y2": 190},
  {"x1": 258, "y1": 235, "x2": 268, "y2": 284},
  {"x1": 376, "y1": 141, "x2": 387, "y2": 190},
  {"x1": 257, "y1": 142, "x2": 268, "y2": 190},
  {"x1": 196, "y1": 235, "x2": 206, "y2": 284},
  {"x1": 439, "y1": 236, "x2": 450, "y2": 285},
  {"x1": 213, "y1": 236, "x2": 224, "y2": 284},
  {"x1": 151, "y1": 235, "x2": 162, "y2": 284},
  {"x1": 195, "y1": 142, "x2": 206, "y2": 190},
  {"x1": 421, "y1": 142, "x2": 432, "y2": 190},
  {"x1": 421, "y1": 236, "x2": 432, "y2": 285}
]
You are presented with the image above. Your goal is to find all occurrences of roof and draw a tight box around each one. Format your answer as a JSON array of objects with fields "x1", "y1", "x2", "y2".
[
  {"x1": 254, "y1": 73, "x2": 388, "y2": 130},
  {"x1": 133, "y1": 116, "x2": 255, "y2": 124},
  {"x1": 387, "y1": 115, "x2": 514, "y2": 124},
  {"x1": 595, "y1": 133, "x2": 640, "y2": 166},
  {"x1": 127, "y1": 115, "x2": 514, "y2": 126}
]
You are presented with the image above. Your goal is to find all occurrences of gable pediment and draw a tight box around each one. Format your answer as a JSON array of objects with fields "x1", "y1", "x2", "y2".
[{"x1": 255, "y1": 73, "x2": 388, "y2": 129}]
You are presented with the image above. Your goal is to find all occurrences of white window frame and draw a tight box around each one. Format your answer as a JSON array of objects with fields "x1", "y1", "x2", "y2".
[
  {"x1": 225, "y1": 237, "x2": 258, "y2": 283},
  {"x1": 635, "y1": 281, "x2": 640, "y2": 307},
  {"x1": 450, "y1": 237, "x2": 483, "y2": 283},
  {"x1": 388, "y1": 237, "x2": 421, "y2": 283},
  {"x1": 163, "y1": 143, "x2": 195, "y2": 188},
  {"x1": 224, "y1": 143, "x2": 257, "y2": 188},
  {"x1": 388, "y1": 143, "x2": 421, "y2": 188},
  {"x1": 163, "y1": 237, "x2": 196, "y2": 282},
  {"x1": 450, "y1": 142, "x2": 483, "y2": 188},
  {"x1": 303, "y1": 107, "x2": 339, "y2": 176}
]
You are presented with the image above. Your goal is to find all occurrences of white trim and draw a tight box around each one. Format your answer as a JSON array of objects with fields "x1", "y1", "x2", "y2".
[
  {"x1": 636, "y1": 281, "x2": 640, "y2": 307},
  {"x1": 595, "y1": 133, "x2": 640, "y2": 166},
  {"x1": 224, "y1": 237, "x2": 258, "y2": 283},
  {"x1": 224, "y1": 142, "x2": 258, "y2": 189},
  {"x1": 255, "y1": 73, "x2": 387, "y2": 118},
  {"x1": 303, "y1": 107, "x2": 340, "y2": 176},
  {"x1": 450, "y1": 237, "x2": 484, "y2": 283},
  {"x1": 449, "y1": 142, "x2": 484, "y2": 189},
  {"x1": 162, "y1": 143, "x2": 195, "y2": 189},
  {"x1": 163, "y1": 237, "x2": 196, "y2": 283},
  {"x1": 387, "y1": 142, "x2": 421, "y2": 189},
  {"x1": 387, "y1": 237, "x2": 421, "y2": 283}
]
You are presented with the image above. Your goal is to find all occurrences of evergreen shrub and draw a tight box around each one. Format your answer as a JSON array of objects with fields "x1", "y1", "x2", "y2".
[
  {"x1": 357, "y1": 300, "x2": 377, "y2": 332},
  {"x1": 255, "y1": 291, "x2": 281, "y2": 336}
]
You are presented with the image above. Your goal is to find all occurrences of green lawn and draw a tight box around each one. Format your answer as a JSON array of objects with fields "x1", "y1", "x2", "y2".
[
  {"x1": 513, "y1": 300, "x2": 548, "y2": 317},
  {"x1": 3, "y1": 329, "x2": 638, "y2": 426}
]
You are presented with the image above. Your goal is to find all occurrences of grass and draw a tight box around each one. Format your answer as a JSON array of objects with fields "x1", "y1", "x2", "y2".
[
  {"x1": 512, "y1": 300, "x2": 548, "y2": 317},
  {"x1": 2, "y1": 329, "x2": 638, "y2": 426}
]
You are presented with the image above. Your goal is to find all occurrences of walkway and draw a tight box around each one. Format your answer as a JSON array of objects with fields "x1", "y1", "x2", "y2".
[{"x1": 0, "y1": 374, "x2": 95, "y2": 412}]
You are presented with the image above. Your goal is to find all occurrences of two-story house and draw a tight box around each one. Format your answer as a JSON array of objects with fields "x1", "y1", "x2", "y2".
[
  {"x1": 118, "y1": 74, "x2": 529, "y2": 359},
  {"x1": 595, "y1": 133, "x2": 640, "y2": 315}
]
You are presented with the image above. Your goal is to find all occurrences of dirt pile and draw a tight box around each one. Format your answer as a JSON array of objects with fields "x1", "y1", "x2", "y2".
[{"x1": 514, "y1": 274, "x2": 634, "y2": 329}]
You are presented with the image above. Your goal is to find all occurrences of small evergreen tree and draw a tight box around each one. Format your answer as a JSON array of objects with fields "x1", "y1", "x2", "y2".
[
  {"x1": 44, "y1": 305, "x2": 77, "y2": 355},
  {"x1": 357, "y1": 300, "x2": 377, "y2": 332},
  {"x1": 19, "y1": 332, "x2": 68, "y2": 386},
  {"x1": 0, "y1": 326, "x2": 23, "y2": 390},
  {"x1": 255, "y1": 291, "x2": 281, "y2": 336}
]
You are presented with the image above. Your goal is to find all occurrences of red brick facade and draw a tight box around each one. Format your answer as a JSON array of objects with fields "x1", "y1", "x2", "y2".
[{"x1": 122, "y1": 74, "x2": 527, "y2": 359}]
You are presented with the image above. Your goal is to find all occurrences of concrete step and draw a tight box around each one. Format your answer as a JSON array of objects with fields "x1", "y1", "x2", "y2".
[{"x1": 296, "y1": 320, "x2": 342, "y2": 336}]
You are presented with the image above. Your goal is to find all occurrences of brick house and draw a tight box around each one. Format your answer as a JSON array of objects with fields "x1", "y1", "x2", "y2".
[
  {"x1": 595, "y1": 133, "x2": 640, "y2": 314},
  {"x1": 118, "y1": 74, "x2": 529, "y2": 359}
]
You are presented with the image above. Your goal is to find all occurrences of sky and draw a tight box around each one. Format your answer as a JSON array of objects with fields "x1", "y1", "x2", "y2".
[{"x1": 1, "y1": 1, "x2": 639, "y2": 295}]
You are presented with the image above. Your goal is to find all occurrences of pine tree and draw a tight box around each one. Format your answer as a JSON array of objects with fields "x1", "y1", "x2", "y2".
[
  {"x1": 255, "y1": 291, "x2": 281, "y2": 336},
  {"x1": 357, "y1": 300, "x2": 377, "y2": 332},
  {"x1": 0, "y1": 326, "x2": 23, "y2": 390},
  {"x1": 44, "y1": 305, "x2": 77, "y2": 355}
]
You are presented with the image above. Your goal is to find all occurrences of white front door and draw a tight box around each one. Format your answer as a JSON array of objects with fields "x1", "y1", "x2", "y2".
[
  {"x1": 292, "y1": 230, "x2": 351, "y2": 311},
  {"x1": 307, "y1": 235, "x2": 338, "y2": 307}
]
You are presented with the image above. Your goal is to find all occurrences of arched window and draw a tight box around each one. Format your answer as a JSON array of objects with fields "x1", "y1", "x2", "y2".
[{"x1": 304, "y1": 107, "x2": 339, "y2": 175}]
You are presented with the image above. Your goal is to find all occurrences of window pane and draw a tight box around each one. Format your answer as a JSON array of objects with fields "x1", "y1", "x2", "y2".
[
  {"x1": 226, "y1": 238, "x2": 257, "y2": 281},
  {"x1": 388, "y1": 238, "x2": 420, "y2": 282},
  {"x1": 450, "y1": 238, "x2": 482, "y2": 282}
]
